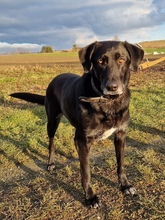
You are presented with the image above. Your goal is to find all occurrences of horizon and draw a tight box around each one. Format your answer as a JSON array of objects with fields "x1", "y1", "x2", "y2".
[{"x1": 0, "y1": 39, "x2": 165, "y2": 55}]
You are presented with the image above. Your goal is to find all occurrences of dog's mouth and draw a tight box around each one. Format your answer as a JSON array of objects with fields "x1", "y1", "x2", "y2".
[
  {"x1": 100, "y1": 79, "x2": 124, "y2": 97},
  {"x1": 102, "y1": 87, "x2": 123, "y2": 97},
  {"x1": 79, "y1": 78, "x2": 123, "y2": 103},
  {"x1": 79, "y1": 94, "x2": 120, "y2": 103},
  {"x1": 79, "y1": 91, "x2": 121, "y2": 103},
  {"x1": 91, "y1": 77, "x2": 123, "y2": 98},
  {"x1": 103, "y1": 94, "x2": 120, "y2": 99}
]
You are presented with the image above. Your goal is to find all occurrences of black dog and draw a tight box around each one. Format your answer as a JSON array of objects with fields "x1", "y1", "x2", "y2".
[{"x1": 10, "y1": 41, "x2": 144, "y2": 208}]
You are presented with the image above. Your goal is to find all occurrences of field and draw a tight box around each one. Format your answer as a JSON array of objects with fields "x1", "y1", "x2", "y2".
[
  {"x1": 0, "y1": 51, "x2": 165, "y2": 220},
  {"x1": 140, "y1": 40, "x2": 165, "y2": 54}
]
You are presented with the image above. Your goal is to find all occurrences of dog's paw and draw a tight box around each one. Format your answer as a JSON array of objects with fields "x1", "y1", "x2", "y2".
[
  {"x1": 47, "y1": 163, "x2": 56, "y2": 172},
  {"x1": 85, "y1": 195, "x2": 100, "y2": 208},
  {"x1": 121, "y1": 185, "x2": 138, "y2": 196}
]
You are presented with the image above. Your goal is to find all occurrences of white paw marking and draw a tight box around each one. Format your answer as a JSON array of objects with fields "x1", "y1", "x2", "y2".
[{"x1": 125, "y1": 187, "x2": 137, "y2": 196}]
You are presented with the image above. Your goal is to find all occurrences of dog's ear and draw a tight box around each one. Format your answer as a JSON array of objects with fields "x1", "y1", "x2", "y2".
[
  {"x1": 124, "y1": 42, "x2": 144, "y2": 72},
  {"x1": 78, "y1": 42, "x2": 97, "y2": 72}
]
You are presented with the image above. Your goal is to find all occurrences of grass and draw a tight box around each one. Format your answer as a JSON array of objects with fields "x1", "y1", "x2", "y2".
[
  {"x1": 140, "y1": 40, "x2": 165, "y2": 53},
  {"x1": 140, "y1": 40, "x2": 165, "y2": 48},
  {"x1": 0, "y1": 53, "x2": 165, "y2": 219},
  {"x1": 0, "y1": 51, "x2": 78, "y2": 65},
  {"x1": 144, "y1": 48, "x2": 165, "y2": 54},
  {"x1": 139, "y1": 40, "x2": 165, "y2": 54}
]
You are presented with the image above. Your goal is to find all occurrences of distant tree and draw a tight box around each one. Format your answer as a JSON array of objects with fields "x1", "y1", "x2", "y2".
[
  {"x1": 72, "y1": 44, "x2": 79, "y2": 51},
  {"x1": 41, "y1": 46, "x2": 53, "y2": 53}
]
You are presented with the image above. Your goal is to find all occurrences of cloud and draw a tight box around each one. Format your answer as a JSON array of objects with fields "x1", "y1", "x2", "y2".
[
  {"x1": 0, "y1": 0, "x2": 165, "y2": 53},
  {"x1": 0, "y1": 42, "x2": 42, "y2": 54},
  {"x1": 149, "y1": 0, "x2": 165, "y2": 24}
]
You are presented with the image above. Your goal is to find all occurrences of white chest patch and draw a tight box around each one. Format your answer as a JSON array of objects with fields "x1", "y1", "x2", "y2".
[{"x1": 100, "y1": 127, "x2": 116, "y2": 140}]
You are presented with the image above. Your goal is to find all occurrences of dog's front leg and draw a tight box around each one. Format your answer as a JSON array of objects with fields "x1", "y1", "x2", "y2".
[
  {"x1": 74, "y1": 132, "x2": 99, "y2": 208},
  {"x1": 114, "y1": 130, "x2": 137, "y2": 196}
]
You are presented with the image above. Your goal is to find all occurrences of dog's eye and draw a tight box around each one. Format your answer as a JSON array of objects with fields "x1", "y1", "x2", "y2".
[
  {"x1": 115, "y1": 53, "x2": 120, "y2": 59},
  {"x1": 98, "y1": 58, "x2": 103, "y2": 65},
  {"x1": 115, "y1": 53, "x2": 125, "y2": 64}
]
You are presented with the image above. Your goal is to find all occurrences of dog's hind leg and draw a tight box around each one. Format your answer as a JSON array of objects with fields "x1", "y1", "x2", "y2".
[
  {"x1": 45, "y1": 98, "x2": 62, "y2": 171},
  {"x1": 74, "y1": 130, "x2": 99, "y2": 208},
  {"x1": 114, "y1": 130, "x2": 137, "y2": 196},
  {"x1": 47, "y1": 116, "x2": 61, "y2": 171}
]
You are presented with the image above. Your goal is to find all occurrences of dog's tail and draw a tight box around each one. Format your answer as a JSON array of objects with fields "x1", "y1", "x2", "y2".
[{"x1": 10, "y1": 92, "x2": 45, "y2": 105}]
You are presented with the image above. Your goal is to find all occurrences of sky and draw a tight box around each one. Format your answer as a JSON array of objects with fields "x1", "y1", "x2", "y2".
[{"x1": 0, "y1": 0, "x2": 165, "y2": 53}]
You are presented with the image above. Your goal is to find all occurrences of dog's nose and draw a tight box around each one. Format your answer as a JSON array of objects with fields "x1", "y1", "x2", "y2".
[{"x1": 106, "y1": 80, "x2": 118, "y2": 91}]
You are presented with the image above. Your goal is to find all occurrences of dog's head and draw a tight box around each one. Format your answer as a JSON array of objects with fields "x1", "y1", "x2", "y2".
[{"x1": 79, "y1": 41, "x2": 144, "y2": 96}]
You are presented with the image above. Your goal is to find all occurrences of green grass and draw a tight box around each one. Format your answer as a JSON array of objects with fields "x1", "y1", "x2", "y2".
[
  {"x1": 0, "y1": 51, "x2": 78, "y2": 65},
  {"x1": 144, "y1": 48, "x2": 165, "y2": 54},
  {"x1": 0, "y1": 54, "x2": 165, "y2": 219}
]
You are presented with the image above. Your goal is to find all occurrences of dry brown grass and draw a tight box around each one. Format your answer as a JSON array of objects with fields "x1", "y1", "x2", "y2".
[{"x1": 140, "y1": 40, "x2": 165, "y2": 48}]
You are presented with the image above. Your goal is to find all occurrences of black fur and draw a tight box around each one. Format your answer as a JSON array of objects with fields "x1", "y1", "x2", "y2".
[
  {"x1": 10, "y1": 41, "x2": 144, "y2": 207},
  {"x1": 10, "y1": 92, "x2": 45, "y2": 105}
]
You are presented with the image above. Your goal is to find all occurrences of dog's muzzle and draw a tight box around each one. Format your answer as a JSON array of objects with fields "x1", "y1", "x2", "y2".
[{"x1": 102, "y1": 80, "x2": 123, "y2": 96}]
